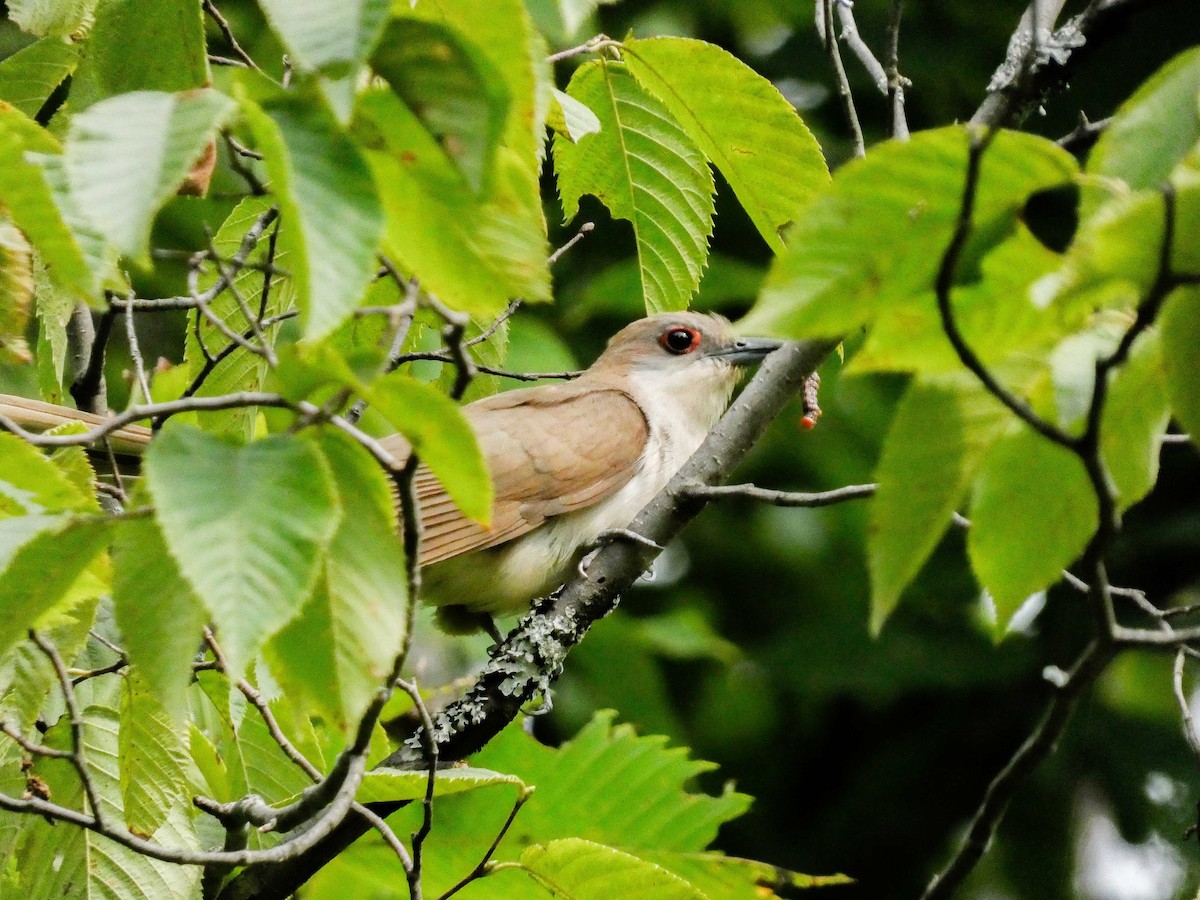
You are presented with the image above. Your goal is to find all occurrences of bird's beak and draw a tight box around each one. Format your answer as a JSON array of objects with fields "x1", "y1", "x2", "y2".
[{"x1": 705, "y1": 337, "x2": 784, "y2": 366}]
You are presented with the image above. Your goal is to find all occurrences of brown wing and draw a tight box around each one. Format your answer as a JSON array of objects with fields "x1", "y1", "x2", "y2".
[{"x1": 380, "y1": 384, "x2": 649, "y2": 567}]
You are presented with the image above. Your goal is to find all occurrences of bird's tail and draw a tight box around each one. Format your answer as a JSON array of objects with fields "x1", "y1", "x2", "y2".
[{"x1": 0, "y1": 393, "x2": 152, "y2": 457}]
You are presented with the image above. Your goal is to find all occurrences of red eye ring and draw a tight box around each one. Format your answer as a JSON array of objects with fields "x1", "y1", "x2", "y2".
[{"x1": 659, "y1": 326, "x2": 700, "y2": 355}]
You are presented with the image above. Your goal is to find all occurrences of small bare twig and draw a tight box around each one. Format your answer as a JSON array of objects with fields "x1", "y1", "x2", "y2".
[
  {"x1": 203, "y1": 0, "x2": 262, "y2": 73},
  {"x1": 1056, "y1": 113, "x2": 1110, "y2": 153},
  {"x1": 0, "y1": 721, "x2": 74, "y2": 760},
  {"x1": 222, "y1": 131, "x2": 267, "y2": 196},
  {"x1": 546, "y1": 35, "x2": 613, "y2": 64},
  {"x1": 29, "y1": 631, "x2": 105, "y2": 827},
  {"x1": 817, "y1": 0, "x2": 866, "y2": 158},
  {"x1": 399, "y1": 679, "x2": 438, "y2": 900},
  {"x1": 834, "y1": 0, "x2": 888, "y2": 93},
  {"x1": 123, "y1": 297, "x2": 154, "y2": 404},
  {"x1": 885, "y1": 0, "x2": 910, "y2": 139},
  {"x1": 1174, "y1": 649, "x2": 1200, "y2": 767},
  {"x1": 935, "y1": 129, "x2": 1078, "y2": 451},
  {"x1": 437, "y1": 789, "x2": 533, "y2": 900},
  {"x1": 0, "y1": 392, "x2": 290, "y2": 447},
  {"x1": 203, "y1": 231, "x2": 277, "y2": 366},
  {"x1": 683, "y1": 482, "x2": 876, "y2": 507},
  {"x1": 922, "y1": 642, "x2": 1113, "y2": 899},
  {"x1": 545, "y1": 221, "x2": 595, "y2": 268}
]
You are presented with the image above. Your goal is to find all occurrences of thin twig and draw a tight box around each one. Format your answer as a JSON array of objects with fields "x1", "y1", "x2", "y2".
[
  {"x1": 818, "y1": 0, "x2": 866, "y2": 158},
  {"x1": 204, "y1": 231, "x2": 277, "y2": 366},
  {"x1": 683, "y1": 482, "x2": 877, "y2": 507},
  {"x1": 1174, "y1": 649, "x2": 1200, "y2": 767},
  {"x1": 885, "y1": 0, "x2": 910, "y2": 139},
  {"x1": 437, "y1": 789, "x2": 533, "y2": 900},
  {"x1": 203, "y1": 0, "x2": 262, "y2": 72},
  {"x1": 399, "y1": 679, "x2": 438, "y2": 900},
  {"x1": 834, "y1": 0, "x2": 888, "y2": 93},
  {"x1": 546, "y1": 221, "x2": 595, "y2": 267},
  {"x1": 1056, "y1": 114, "x2": 1110, "y2": 153},
  {"x1": 0, "y1": 721, "x2": 74, "y2": 760},
  {"x1": 0, "y1": 392, "x2": 290, "y2": 447},
  {"x1": 222, "y1": 131, "x2": 267, "y2": 196},
  {"x1": 934, "y1": 129, "x2": 1078, "y2": 450},
  {"x1": 29, "y1": 631, "x2": 106, "y2": 827},
  {"x1": 123, "y1": 297, "x2": 154, "y2": 404},
  {"x1": 922, "y1": 642, "x2": 1113, "y2": 899},
  {"x1": 546, "y1": 35, "x2": 612, "y2": 64}
]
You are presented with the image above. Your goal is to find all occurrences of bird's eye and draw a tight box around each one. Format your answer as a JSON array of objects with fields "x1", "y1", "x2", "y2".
[{"x1": 659, "y1": 326, "x2": 700, "y2": 355}]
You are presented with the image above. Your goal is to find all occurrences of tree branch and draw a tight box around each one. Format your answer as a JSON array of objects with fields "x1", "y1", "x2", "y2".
[
  {"x1": 972, "y1": 0, "x2": 1173, "y2": 129},
  {"x1": 217, "y1": 337, "x2": 835, "y2": 900}
]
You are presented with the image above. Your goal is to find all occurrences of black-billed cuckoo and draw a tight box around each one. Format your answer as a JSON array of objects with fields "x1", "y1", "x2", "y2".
[{"x1": 0, "y1": 312, "x2": 781, "y2": 633}]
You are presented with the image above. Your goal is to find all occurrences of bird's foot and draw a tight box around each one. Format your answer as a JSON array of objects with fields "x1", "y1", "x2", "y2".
[
  {"x1": 521, "y1": 687, "x2": 554, "y2": 718},
  {"x1": 576, "y1": 528, "x2": 664, "y2": 579}
]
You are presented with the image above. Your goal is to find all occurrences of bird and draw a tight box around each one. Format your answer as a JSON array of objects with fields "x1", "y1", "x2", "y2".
[{"x1": 0, "y1": 312, "x2": 781, "y2": 635}]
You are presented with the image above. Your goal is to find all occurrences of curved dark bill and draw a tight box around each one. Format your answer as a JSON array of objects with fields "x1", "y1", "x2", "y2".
[{"x1": 706, "y1": 337, "x2": 784, "y2": 366}]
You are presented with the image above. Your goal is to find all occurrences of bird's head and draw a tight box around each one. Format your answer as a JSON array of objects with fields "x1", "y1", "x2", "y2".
[{"x1": 590, "y1": 312, "x2": 782, "y2": 427}]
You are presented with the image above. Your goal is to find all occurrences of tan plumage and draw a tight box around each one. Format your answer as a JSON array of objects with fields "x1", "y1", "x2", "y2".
[
  {"x1": 0, "y1": 312, "x2": 782, "y2": 634},
  {"x1": 384, "y1": 381, "x2": 648, "y2": 567}
]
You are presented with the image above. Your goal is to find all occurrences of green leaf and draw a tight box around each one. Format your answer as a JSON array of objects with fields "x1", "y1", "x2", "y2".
[
  {"x1": 741, "y1": 127, "x2": 1079, "y2": 339},
  {"x1": 144, "y1": 427, "x2": 341, "y2": 680},
  {"x1": 32, "y1": 149, "x2": 117, "y2": 301},
  {"x1": 0, "y1": 430, "x2": 93, "y2": 515},
  {"x1": 68, "y1": 0, "x2": 209, "y2": 109},
  {"x1": 182, "y1": 196, "x2": 293, "y2": 439},
  {"x1": 400, "y1": 0, "x2": 544, "y2": 174},
  {"x1": 554, "y1": 60, "x2": 714, "y2": 314},
  {"x1": 258, "y1": 0, "x2": 389, "y2": 77},
  {"x1": 368, "y1": 372, "x2": 492, "y2": 523},
  {"x1": 118, "y1": 675, "x2": 190, "y2": 836},
  {"x1": 847, "y1": 224, "x2": 1065, "y2": 375},
  {"x1": 112, "y1": 515, "x2": 207, "y2": 721},
  {"x1": 242, "y1": 91, "x2": 383, "y2": 340},
  {"x1": 0, "y1": 37, "x2": 79, "y2": 118},
  {"x1": 868, "y1": 377, "x2": 1010, "y2": 632},
  {"x1": 362, "y1": 89, "x2": 551, "y2": 315},
  {"x1": 269, "y1": 428, "x2": 408, "y2": 730},
  {"x1": 1048, "y1": 170, "x2": 1200, "y2": 316},
  {"x1": 482, "y1": 711, "x2": 750, "y2": 853},
  {"x1": 312, "y1": 712, "x2": 757, "y2": 898},
  {"x1": 65, "y1": 88, "x2": 236, "y2": 259},
  {"x1": 19, "y1": 707, "x2": 201, "y2": 899},
  {"x1": 0, "y1": 114, "x2": 96, "y2": 298},
  {"x1": 1161, "y1": 286, "x2": 1200, "y2": 447},
  {"x1": 1085, "y1": 46, "x2": 1200, "y2": 218},
  {"x1": 0, "y1": 516, "x2": 111, "y2": 662},
  {"x1": 1100, "y1": 330, "x2": 1170, "y2": 510},
  {"x1": 548, "y1": 87, "x2": 601, "y2": 143},
  {"x1": 370, "y1": 17, "x2": 509, "y2": 193},
  {"x1": 0, "y1": 593, "x2": 96, "y2": 734},
  {"x1": 968, "y1": 428, "x2": 1099, "y2": 625},
  {"x1": 0, "y1": 216, "x2": 34, "y2": 364},
  {"x1": 520, "y1": 838, "x2": 705, "y2": 900},
  {"x1": 624, "y1": 36, "x2": 829, "y2": 253},
  {"x1": 356, "y1": 766, "x2": 524, "y2": 803},
  {"x1": 7, "y1": 0, "x2": 99, "y2": 38},
  {"x1": 642, "y1": 852, "x2": 852, "y2": 897}
]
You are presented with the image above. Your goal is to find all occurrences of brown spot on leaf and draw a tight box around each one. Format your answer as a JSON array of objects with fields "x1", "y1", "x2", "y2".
[{"x1": 178, "y1": 138, "x2": 218, "y2": 197}]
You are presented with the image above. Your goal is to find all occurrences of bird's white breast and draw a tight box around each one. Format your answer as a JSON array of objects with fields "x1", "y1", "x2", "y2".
[{"x1": 423, "y1": 358, "x2": 738, "y2": 616}]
